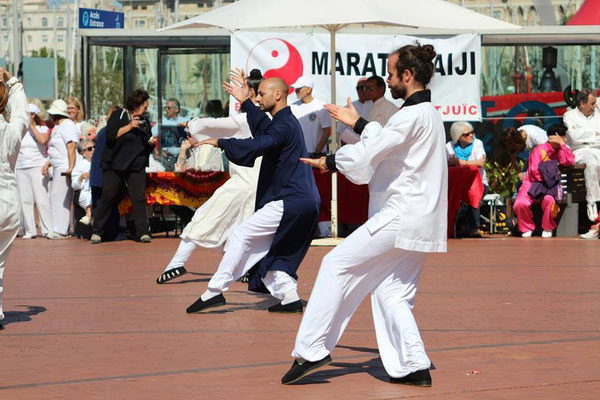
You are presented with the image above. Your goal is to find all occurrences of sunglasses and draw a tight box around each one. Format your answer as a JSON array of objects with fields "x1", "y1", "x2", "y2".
[
  {"x1": 461, "y1": 131, "x2": 475, "y2": 137},
  {"x1": 356, "y1": 86, "x2": 368, "y2": 91},
  {"x1": 83, "y1": 146, "x2": 95, "y2": 152}
]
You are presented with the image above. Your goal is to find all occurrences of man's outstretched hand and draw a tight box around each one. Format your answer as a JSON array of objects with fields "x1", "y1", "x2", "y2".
[
  {"x1": 300, "y1": 156, "x2": 329, "y2": 174},
  {"x1": 200, "y1": 138, "x2": 220, "y2": 148},
  {"x1": 324, "y1": 97, "x2": 360, "y2": 128},
  {"x1": 223, "y1": 68, "x2": 250, "y2": 104}
]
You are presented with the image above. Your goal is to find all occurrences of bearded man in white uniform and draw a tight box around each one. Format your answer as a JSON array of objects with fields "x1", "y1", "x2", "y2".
[
  {"x1": 0, "y1": 68, "x2": 29, "y2": 330},
  {"x1": 281, "y1": 43, "x2": 446, "y2": 387},
  {"x1": 563, "y1": 88, "x2": 600, "y2": 221}
]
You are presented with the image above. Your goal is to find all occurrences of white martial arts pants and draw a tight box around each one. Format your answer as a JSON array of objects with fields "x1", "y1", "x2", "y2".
[
  {"x1": 15, "y1": 167, "x2": 52, "y2": 237},
  {"x1": 207, "y1": 200, "x2": 297, "y2": 300},
  {"x1": 574, "y1": 148, "x2": 600, "y2": 203},
  {"x1": 0, "y1": 227, "x2": 19, "y2": 321},
  {"x1": 49, "y1": 165, "x2": 73, "y2": 236},
  {"x1": 164, "y1": 238, "x2": 197, "y2": 272},
  {"x1": 292, "y1": 218, "x2": 431, "y2": 378}
]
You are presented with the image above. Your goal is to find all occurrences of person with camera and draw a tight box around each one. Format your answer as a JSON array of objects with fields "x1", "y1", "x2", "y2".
[{"x1": 91, "y1": 89, "x2": 157, "y2": 244}]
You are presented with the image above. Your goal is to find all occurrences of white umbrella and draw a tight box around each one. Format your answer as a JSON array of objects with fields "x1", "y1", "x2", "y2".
[{"x1": 162, "y1": 0, "x2": 519, "y2": 237}]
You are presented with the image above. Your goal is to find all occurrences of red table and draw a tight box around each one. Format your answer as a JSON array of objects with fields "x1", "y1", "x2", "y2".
[
  {"x1": 312, "y1": 170, "x2": 369, "y2": 224},
  {"x1": 447, "y1": 166, "x2": 485, "y2": 238},
  {"x1": 118, "y1": 171, "x2": 230, "y2": 215}
]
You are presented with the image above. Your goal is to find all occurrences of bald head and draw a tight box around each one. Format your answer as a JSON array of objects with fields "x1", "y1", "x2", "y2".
[
  {"x1": 256, "y1": 77, "x2": 289, "y2": 114},
  {"x1": 261, "y1": 77, "x2": 289, "y2": 95}
]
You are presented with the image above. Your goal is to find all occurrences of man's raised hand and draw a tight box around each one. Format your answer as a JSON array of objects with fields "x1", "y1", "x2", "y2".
[
  {"x1": 223, "y1": 68, "x2": 250, "y2": 103},
  {"x1": 324, "y1": 97, "x2": 360, "y2": 128}
]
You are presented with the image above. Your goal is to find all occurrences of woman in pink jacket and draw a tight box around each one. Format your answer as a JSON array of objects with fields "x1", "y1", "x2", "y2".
[{"x1": 513, "y1": 124, "x2": 575, "y2": 238}]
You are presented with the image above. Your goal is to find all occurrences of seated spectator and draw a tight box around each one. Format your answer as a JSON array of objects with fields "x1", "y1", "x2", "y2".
[
  {"x1": 446, "y1": 121, "x2": 488, "y2": 237},
  {"x1": 79, "y1": 121, "x2": 97, "y2": 141},
  {"x1": 151, "y1": 98, "x2": 188, "y2": 136},
  {"x1": 513, "y1": 125, "x2": 575, "y2": 238},
  {"x1": 72, "y1": 139, "x2": 95, "y2": 225},
  {"x1": 504, "y1": 125, "x2": 548, "y2": 182},
  {"x1": 563, "y1": 88, "x2": 600, "y2": 222}
]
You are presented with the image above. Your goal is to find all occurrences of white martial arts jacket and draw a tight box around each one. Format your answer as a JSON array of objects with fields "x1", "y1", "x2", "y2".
[
  {"x1": 563, "y1": 107, "x2": 600, "y2": 151},
  {"x1": 0, "y1": 78, "x2": 29, "y2": 232},
  {"x1": 335, "y1": 90, "x2": 448, "y2": 253}
]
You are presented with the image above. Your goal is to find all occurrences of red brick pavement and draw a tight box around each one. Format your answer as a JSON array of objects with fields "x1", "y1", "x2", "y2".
[{"x1": 0, "y1": 236, "x2": 599, "y2": 399}]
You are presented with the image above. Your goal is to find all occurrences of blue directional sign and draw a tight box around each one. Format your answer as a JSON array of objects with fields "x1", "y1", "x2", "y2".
[{"x1": 79, "y1": 8, "x2": 124, "y2": 29}]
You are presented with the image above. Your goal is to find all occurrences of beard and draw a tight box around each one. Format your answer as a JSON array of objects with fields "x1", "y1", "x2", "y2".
[{"x1": 389, "y1": 83, "x2": 406, "y2": 100}]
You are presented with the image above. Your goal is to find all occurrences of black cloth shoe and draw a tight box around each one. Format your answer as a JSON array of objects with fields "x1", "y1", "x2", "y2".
[
  {"x1": 156, "y1": 267, "x2": 188, "y2": 284},
  {"x1": 0, "y1": 322, "x2": 4, "y2": 330},
  {"x1": 268, "y1": 300, "x2": 303, "y2": 314},
  {"x1": 390, "y1": 369, "x2": 432, "y2": 387},
  {"x1": 186, "y1": 293, "x2": 226, "y2": 313},
  {"x1": 281, "y1": 355, "x2": 332, "y2": 385}
]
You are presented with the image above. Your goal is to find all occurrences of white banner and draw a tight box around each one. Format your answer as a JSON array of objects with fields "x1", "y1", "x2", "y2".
[{"x1": 230, "y1": 32, "x2": 481, "y2": 121}]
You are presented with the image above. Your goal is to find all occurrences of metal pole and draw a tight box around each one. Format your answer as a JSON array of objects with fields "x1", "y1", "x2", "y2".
[
  {"x1": 81, "y1": 36, "x2": 90, "y2": 118},
  {"x1": 53, "y1": 2, "x2": 58, "y2": 99},
  {"x1": 329, "y1": 26, "x2": 338, "y2": 238},
  {"x1": 11, "y1": 0, "x2": 21, "y2": 76}
]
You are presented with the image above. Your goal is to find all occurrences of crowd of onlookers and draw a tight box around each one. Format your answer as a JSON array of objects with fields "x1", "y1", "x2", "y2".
[
  {"x1": 11, "y1": 77, "x2": 600, "y2": 243},
  {"x1": 14, "y1": 91, "x2": 233, "y2": 243}
]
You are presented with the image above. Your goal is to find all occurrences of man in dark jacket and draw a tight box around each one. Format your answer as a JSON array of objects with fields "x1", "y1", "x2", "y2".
[{"x1": 186, "y1": 74, "x2": 320, "y2": 314}]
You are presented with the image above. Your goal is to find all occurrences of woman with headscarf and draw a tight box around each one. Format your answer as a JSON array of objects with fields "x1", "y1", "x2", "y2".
[
  {"x1": 15, "y1": 103, "x2": 52, "y2": 238},
  {"x1": 0, "y1": 68, "x2": 29, "y2": 330},
  {"x1": 42, "y1": 99, "x2": 79, "y2": 239}
]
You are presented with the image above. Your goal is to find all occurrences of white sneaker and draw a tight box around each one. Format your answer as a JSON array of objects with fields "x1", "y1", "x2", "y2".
[
  {"x1": 79, "y1": 216, "x2": 91, "y2": 225},
  {"x1": 541, "y1": 230, "x2": 553, "y2": 238},
  {"x1": 581, "y1": 229, "x2": 598, "y2": 240},
  {"x1": 22, "y1": 234, "x2": 36, "y2": 239},
  {"x1": 47, "y1": 232, "x2": 69, "y2": 240},
  {"x1": 521, "y1": 231, "x2": 533, "y2": 238}
]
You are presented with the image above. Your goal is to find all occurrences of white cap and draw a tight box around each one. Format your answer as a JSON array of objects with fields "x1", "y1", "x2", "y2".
[
  {"x1": 27, "y1": 103, "x2": 41, "y2": 115},
  {"x1": 47, "y1": 99, "x2": 69, "y2": 118},
  {"x1": 291, "y1": 76, "x2": 314, "y2": 89}
]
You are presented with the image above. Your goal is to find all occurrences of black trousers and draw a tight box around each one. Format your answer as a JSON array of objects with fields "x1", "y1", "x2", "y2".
[{"x1": 92, "y1": 169, "x2": 148, "y2": 239}]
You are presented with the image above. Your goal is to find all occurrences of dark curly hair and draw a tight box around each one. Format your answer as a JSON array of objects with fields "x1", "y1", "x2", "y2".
[
  {"x1": 504, "y1": 127, "x2": 526, "y2": 153},
  {"x1": 125, "y1": 89, "x2": 150, "y2": 112},
  {"x1": 392, "y1": 43, "x2": 437, "y2": 86}
]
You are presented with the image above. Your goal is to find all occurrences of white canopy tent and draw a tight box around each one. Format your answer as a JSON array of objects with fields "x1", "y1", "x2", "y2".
[{"x1": 161, "y1": 0, "x2": 519, "y2": 238}]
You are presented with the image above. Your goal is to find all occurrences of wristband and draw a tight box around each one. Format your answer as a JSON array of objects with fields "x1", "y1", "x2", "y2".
[{"x1": 6, "y1": 77, "x2": 19, "y2": 89}]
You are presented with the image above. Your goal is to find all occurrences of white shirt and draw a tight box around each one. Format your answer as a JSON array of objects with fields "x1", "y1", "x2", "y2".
[
  {"x1": 0, "y1": 78, "x2": 29, "y2": 232},
  {"x1": 335, "y1": 101, "x2": 448, "y2": 253},
  {"x1": 563, "y1": 107, "x2": 600, "y2": 150},
  {"x1": 151, "y1": 115, "x2": 189, "y2": 137},
  {"x1": 290, "y1": 98, "x2": 331, "y2": 153},
  {"x1": 71, "y1": 158, "x2": 91, "y2": 192},
  {"x1": 518, "y1": 124, "x2": 548, "y2": 150},
  {"x1": 48, "y1": 119, "x2": 79, "y2": 168},
  {"x1": 445, "y1": 138, "x2": 488, "y2": 186},
  {"x1": 367, "y1": 96, "x2": 398, "y2": 127},
  {"x1": 15, "y1": 125, "x2": 49, "y2": 169}
]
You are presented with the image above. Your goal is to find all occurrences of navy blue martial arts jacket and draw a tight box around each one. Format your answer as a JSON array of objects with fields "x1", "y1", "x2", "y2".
[{"x1": 217, "y1": 99, "x2": 320, "y2": 292}]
